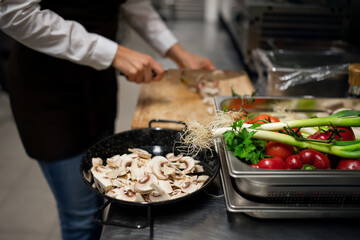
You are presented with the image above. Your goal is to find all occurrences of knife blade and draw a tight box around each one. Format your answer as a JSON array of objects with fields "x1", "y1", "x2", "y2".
[{"x1": 162, "y1": 69, "x2": 243, "y2": 87}]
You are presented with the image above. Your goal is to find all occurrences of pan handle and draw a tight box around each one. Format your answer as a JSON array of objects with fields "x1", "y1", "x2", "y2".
[
  {"x1": 148, "y1": 119, "x2": 186, "y2": 128},
  {"x1": 93, "y1": 199, "x2": 151, "y2": 229}
]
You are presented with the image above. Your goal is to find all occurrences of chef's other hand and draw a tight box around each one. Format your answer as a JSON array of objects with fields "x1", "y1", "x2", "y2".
[
  {"x1": 165, "y1": 43, "x2": 215, "y2": 70},
  {"x1": 112, "y1": 45, "x2": 164, "y2": 84}
]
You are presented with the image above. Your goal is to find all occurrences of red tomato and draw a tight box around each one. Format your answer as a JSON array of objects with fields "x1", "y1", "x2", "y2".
[
  {"x1": 233, "y1": 111, "x2": 252, "y2": 123},
  {"x1": 336, "y1": 159, "x2": 360, "y2": 170},
  {"x1": 265, "y1": 141, "x2": 295, "y2": 160},
  {"x1": 298, "y1": 149, "x2": 330, "y2": 169},
  {"x1": 258, "y1": 157, "x2": 284, "y2": 169},
  {"x1": 308, "y1": 132, "x2": 330, "y2": 140},
  {"x1": 284, "y1": 155, "x2": 303, "y2": 169},
  {"x1": 240, "y1": 116, "x2": 252, "y2": 124},
  {"x1": 252, "y1": 114, "x2": 280, "y2": 124},
  {"x1": 332, "y1": 127, "x2": 356, "y2": 141},
  {"x1": 250, "y1": 163, "x2": 259, "y2": 168},
  {"x1": 308, "y1": 127, "x2": 356, "y2": 141}
]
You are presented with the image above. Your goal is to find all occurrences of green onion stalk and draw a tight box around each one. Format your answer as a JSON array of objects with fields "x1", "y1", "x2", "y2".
[
  {"x1": 258, "y1": 116, "x2": 360, "y2": 131},
  {"x1": 213, "y1": 110, "x2": 360, "y2": 159}
]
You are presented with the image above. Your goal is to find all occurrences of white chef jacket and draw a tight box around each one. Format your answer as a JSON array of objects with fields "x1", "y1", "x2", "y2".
[{"x1": 0, "y1": 0, "x2": 178, "y2": 70}]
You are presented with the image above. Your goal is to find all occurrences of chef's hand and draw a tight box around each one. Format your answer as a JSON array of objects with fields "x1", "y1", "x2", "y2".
[
  {"x1": 112, "y1": 45, "x2": 164, "y2": 84},
  {"x1": 165, "y1": 43, "x2": 215, "y2": 70}
]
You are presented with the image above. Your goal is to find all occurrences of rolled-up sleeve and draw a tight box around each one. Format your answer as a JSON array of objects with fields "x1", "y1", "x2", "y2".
[
  {"x1": 120, "y1": 0, "x2": 178, "y2": 56},
  {"x1": 0, "y1": 0, "x2": 118, "y2": 70}
]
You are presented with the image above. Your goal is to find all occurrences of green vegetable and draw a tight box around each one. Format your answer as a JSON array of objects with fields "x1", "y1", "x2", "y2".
[
  {"x1": 222, "y1": 110, "x2": 360, "y2": 161},
  {"x1": 223, "y1": 119, "x2": 267, "y2": 164},
  {"x1": 258, "y1": 110, "x2": 360, "y2": 131}
]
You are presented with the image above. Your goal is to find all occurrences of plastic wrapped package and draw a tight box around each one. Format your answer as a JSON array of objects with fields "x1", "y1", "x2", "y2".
[
  {"x1": 251, "y1": 48, "x2": 360, "y2": 97},
  {"x1": 277, "y1": 63, "x2": 350, "y2": 90}
]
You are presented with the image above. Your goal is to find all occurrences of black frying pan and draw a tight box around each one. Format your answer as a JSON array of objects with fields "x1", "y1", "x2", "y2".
[{"x1": 80, "y1": 120, "x2": 220, "y2": 227}]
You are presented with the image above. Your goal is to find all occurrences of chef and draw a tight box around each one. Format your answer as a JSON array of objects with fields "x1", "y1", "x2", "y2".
[{"x1": 0, "y1": 0, "x2": 215, "y2": 239}]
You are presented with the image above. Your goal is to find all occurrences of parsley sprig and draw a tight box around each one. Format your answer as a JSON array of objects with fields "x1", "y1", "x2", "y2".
[{"x1": 223, "y1": 118, "x2": 267, "y2": 164}]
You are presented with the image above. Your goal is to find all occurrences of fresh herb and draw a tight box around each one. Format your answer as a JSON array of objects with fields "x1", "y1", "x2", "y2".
[{"x1": 223, "y1": 118, "x2": 267, "y2": 164}]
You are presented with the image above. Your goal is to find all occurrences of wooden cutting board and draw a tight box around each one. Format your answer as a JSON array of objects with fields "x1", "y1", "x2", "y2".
[{"x1": 131, "y1": 72, "x2": 255, "y2": 129}]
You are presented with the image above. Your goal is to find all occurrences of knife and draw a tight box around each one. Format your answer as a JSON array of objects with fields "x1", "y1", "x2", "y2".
[{"x1": 162, "y1": 69, "x2": 243, "y2": 87}]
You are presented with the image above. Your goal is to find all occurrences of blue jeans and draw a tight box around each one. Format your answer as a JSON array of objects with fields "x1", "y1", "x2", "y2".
[{"x1": 38, "y1": 152, "x2": 103, "y2": 240}]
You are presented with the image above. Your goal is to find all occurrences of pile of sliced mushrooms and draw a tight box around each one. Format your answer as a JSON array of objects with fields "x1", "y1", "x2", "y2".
[{"x1": 85, "y1": 148, "x2": 209, "y2": 203}]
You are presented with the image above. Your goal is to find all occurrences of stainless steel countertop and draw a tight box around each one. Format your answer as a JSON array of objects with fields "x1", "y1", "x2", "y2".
[{"x1": 100, "y1": 177, "x2": 360, "y2": 240}]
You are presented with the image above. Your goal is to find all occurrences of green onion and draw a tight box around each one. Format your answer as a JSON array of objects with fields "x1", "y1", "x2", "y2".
[
  {"x1": 258, "y1": 116, "x2": 360, "y2": 131},
  {"x1": 250, "y1": 129, "x2": 360, "y2": 158},
  {"x1": 217, "y1": 110, "x2": 360, "y2": 159}
]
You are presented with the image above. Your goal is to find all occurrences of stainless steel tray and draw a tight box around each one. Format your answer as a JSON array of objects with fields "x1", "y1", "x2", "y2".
[
  {"x1": 214, "y1": 96, "x2": 360, "y2": 201},
  {"x1": 217, "y1": 140, "x2": 360, "y2": 218}
]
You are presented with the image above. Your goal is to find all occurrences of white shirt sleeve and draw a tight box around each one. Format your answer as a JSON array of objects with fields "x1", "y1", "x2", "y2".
[
  {"x1": 0, "y1": 0, "x2": 118, "y2": 70},
  {"x1": 120, "y1": 0, "x2": 178, "y2": 56}
]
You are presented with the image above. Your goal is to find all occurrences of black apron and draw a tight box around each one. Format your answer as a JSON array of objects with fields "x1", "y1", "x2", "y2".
[{"x1": 6, "y1": 0, "x2": 126, "y2": 161}]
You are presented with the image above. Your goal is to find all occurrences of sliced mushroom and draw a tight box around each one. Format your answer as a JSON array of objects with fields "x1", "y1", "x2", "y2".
[
  {"x1": 171, "y1": 168, "x2": 186, "y2": 180},
  {"x1": 120, "y1": 155, "x2": 134, "y2": 170},
  {"x1": 194, "y1": 164, "x2": 204, "y2": 173},
  {"x1": 181, "y1": 156, "x2": 195, "y2": 174},
  {"x1": 106, "y1": 154, "x2": 121, "y2": 168},
  {"x1": 92, "y1": 157, "x2": 103, "y2": 167},
  {"x1": 158, "y1": 180, "x2": 173, "y2": 194},
  {"x1": 135, "y1": 192, "x2": 145, "y2": 202},
  {"x1": 161, "y1": 165, "x2": 176, "y2": 176},
  {"x1": 178, "y1": 163, "x2": 187, "y2": 169},
  {"x1": 152, "y1": 156, "x2": 170, "y2": 180},
  {"x1": 91, "y1": 160, "x2": 113, "y2": 192},
  {"x1": 148, "y1": 183, "x2": 170, "y2": 202},
  {"x1": 91, "y1": 149, "x2": 208, "y2": 203},
  {"x1": 170, "y1": 189, "x2": 187, "y2": 199},
  {"x1": 197, "y1": 175, "x2": 209, "y2": 183},
  {"x1": 130, "y1": 158, "x2": 145, "y2": 181},
  {"x1": 128, "y1": 148, "x2": 152, "y2": 159},
  {"x1": 93, "y1": 165, "x2": 111, "y2": 174},
  {"x1": 115, "y1": 188, "x2": 136, "y2": 202},
  {"x1": 92, "y1": 172, "x2": 113, "y2": 192},
  {"x1": 169, "y1": 161, "x2": 181, "y2": 167},
  {"x1": 172, "y1": 179, "x2": 185, "y2": 189},
  {"x1": 166, "y1": 153, "x2": 183, "y2": 162},
  {"x1": 106, "y1": 188, "x2": 122, "y2": 198},
  {"x1": 124, "y1": 181, "x2": 136, "y2": 193},
  {"x1": 144, "y1": 160, "x2": 154, "y2": 174},
  {"x1": 106, "y1": 167, "x2": 127, "y2": 179},
  {"x1": 180, "y1": 180, "x2": 198, "y2": 193},
  {"x1": 195, "y1": 175, "x2": 209, "y2": 188},
  {"x1": 134, "y1": 174, "x2": 158, "y2": 194},
  {"x1": 112, "y1": 178, "x2": 126, "y2": 188}
]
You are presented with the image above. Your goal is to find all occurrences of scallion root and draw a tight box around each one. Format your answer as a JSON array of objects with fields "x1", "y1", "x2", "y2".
[{"x1": 178, "y1": 111, "x2": 236, "y2": 155}]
